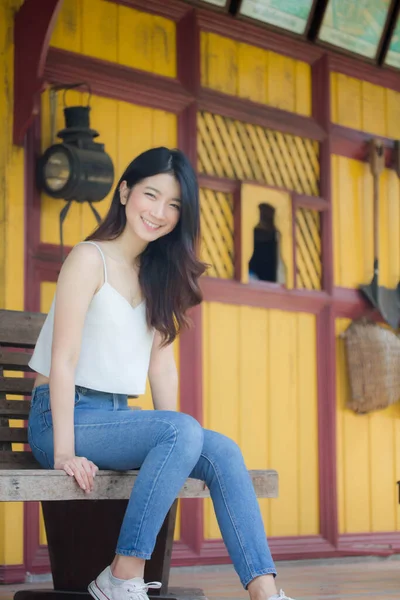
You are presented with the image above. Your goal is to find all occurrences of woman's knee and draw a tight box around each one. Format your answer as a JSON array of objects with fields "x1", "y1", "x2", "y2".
[
  {"x1": 191, "y1": 430, "x2": 246, "y2": 484},
  {"x1": 203, "y1": 430, "x2": 244, "y2": 463},
  {"x1": 159, "y1": 412, "x2": 204, "y2": 458},
  {"x1": 176, "y1": 413, "x2": 204, "y2": 451}
]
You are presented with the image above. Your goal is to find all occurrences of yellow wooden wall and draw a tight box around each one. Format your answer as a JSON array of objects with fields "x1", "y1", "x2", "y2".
[
  {"x1": 202, "y1": 302, "x2": 319, "y2": 538},
  {"x1": 201, "y1": 32, "x2": 311, "y2": 115},
  {"x1": 0, "y1": 0, "x2": 25, "y2": 312},
  {"x1": 336, "y1": 319, "x2": 400, "y2": 533},
  {"x1": 332, "y1": 74, "x2": 400, "y2": 535},
  {"x1": 50, "y1": 0, "x2": 176, "y2": 77},
  {"x1": 332, "y1": 156, "x2": 400, "y2": 289},
  {"x1": 331, "y1": 72, "x2": 400, "y2": 294},
  {"x1": 331, "y1": 72, "x2": 400, "y2": 138},
  {"x1": 0, "y1": 0, "x2": 26, "y2": 569}
]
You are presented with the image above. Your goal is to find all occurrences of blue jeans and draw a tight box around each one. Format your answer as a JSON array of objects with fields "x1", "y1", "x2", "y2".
[{"x1": 28, "y1": 384, "x2": 277, "y2": 588}]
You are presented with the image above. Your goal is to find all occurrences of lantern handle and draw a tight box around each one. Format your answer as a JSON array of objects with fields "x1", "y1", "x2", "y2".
[{"x1": 62, "y1": 83, "x2": 92, "y2": 108}]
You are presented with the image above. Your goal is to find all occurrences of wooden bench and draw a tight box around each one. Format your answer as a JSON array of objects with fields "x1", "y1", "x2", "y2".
[{"x1": 0, "y1": 309, "x2": 279, "y2": 600}]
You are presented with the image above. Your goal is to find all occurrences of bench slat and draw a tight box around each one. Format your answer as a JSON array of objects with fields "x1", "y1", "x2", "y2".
[
  {"x1": 0, "y1": 400, "x2": 31, "y2": 419},
  {"x1": 0, "y1": 310, "x2": 45, "y2": 347},
  {"x1": 0, "y1": 428, "x2": 28, "y2": 443},
  {"x1": 0, "y1": 350, "x2": 33, "y2": 371},
  {"x1": 0, "y1": 451, "x2": 39, "y2": 468},
  {"x1": 0, "y1": 378, "x2": 34, "y2": 395},
  {"x1": 0, "y1": 469, "x2": 278, "y2": 502},
  {"x1": 0, "y1": 408, "x2": 30, "y2": 419}
]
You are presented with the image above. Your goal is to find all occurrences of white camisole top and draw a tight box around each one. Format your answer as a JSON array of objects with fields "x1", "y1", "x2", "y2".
[{"x1": 28, "y1": 241, "x2": 155, "y2": 395}]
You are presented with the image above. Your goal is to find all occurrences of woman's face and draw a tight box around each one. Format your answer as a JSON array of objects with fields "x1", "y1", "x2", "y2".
[{"x1": 120, "y1": 173, "x2": 181, "y2": 242}]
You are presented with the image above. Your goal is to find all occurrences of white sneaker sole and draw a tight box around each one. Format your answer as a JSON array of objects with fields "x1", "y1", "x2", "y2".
[{"x1": 88, "y1": 580, "x2": 110, "y2": 600}]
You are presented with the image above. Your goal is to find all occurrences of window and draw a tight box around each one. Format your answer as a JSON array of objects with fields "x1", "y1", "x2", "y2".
[{"x1": 248, "y1": 203, "x2": 286, "y2": 284}]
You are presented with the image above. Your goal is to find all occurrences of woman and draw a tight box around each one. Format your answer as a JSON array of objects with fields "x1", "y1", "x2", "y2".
[{"x1": 28, "y1": 147, "x2": 295, "y2": 600}]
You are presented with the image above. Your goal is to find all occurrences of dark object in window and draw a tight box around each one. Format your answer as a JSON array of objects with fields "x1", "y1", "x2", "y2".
[{"x1": 249, "y1": 204, "x2": 278, "y2": 282}]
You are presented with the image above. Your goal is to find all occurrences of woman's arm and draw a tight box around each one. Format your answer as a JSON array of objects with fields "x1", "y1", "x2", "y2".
[
  {"x1": 148, "y1": 331, "x2": 178, "y2": 411},
  {"x1": 49, "y1": 244, "x2": 103, "y2": 490}
]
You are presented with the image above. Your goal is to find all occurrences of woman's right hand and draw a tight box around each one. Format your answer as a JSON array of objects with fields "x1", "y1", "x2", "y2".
[{"x1": 54, "y1": 456, "x2": 98, "y2": 493}]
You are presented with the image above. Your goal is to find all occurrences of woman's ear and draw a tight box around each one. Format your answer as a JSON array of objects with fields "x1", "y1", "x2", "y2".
[{"x1": 119, "y1": 181, "x2": 129, "y2": 205}]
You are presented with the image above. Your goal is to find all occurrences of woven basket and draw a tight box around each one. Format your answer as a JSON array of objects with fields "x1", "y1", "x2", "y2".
[{"x1": 342, "y1": 319, "x2": 400, "y2": 414}]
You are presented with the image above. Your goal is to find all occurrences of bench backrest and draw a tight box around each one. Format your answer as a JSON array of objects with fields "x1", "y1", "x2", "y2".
[{"x1": 0, "y1": 309, "x2": 46, "y2": 468}]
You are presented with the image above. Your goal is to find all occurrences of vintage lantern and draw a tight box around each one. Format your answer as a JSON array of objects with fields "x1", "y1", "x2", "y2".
[{"x1": 37, "y1": 88, "x2": 114, "y2": 258}]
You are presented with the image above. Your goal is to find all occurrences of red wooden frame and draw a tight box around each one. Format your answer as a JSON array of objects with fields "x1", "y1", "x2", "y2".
[
  {"x1": 312, "y1": 54, "x2": 338, "y2": 551},
  {"x1": 331, "y1": 124, "x2": 396, "y2": 168},
  {"x1": 14, "y1": 0, "x2": 397, "y2": 582},
  {"x1": 292, "y1": 193, "x2": 329, "y2": 211},
  {"x1": 13, "y1": 0, "x2": 63, "y2": 145},
  {"x1": 176, "y1": 9, "x2": 204, "y2": 561},
  {"x1": 0, "y1": 564, "x2": 26, "y2": 585},
  {"x1": 178, "y1": 305, "x2": 204, "y2": 556},
  {"x1": 198, "y1": 88, "x2": 326, "y2": 141},
  {"x1": 107, "y1": 0, "x2": 191, "y2": 20},
  {"x1": 312, "y1": 54, "x2": 334, "y2": 295},
  {"x1": 291, "y1": 194, "x2": 298, "y2": 290},
  {"x1": 22, "y1": 119, "x2": 53, "y2": 579},
  {"x1": 45, "y1": 48, "x2": 193, "y2": 114}
]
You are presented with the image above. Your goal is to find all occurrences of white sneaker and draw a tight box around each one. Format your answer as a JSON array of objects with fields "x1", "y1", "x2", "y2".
[
  {"x1": 270, "y1": 591, "x2": 295, "y2": 600},
  {"x1": 88, "y1": 566, "x2": 162, "y2": 600}
]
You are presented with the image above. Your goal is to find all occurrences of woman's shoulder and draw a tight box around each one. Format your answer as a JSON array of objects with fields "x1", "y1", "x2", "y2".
[
  {"x1": 54, "y1": 242, "x2": 105, "y2": 302},
  {"x1": 69, "y1": 241, "x2": 103, "y2": 262},
  {"x1": 60, "y1": 242, "x2": 105, "y2": 279}
]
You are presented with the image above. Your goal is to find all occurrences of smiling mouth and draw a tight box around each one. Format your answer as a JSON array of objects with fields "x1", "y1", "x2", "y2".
[{"x1": 141, "y1": 217, "x2": 162, "y2": 230}]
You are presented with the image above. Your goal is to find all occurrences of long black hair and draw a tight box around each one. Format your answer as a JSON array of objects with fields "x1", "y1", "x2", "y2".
[{"x1": 86, "y1": 147, "x2": 206, "y2": 345}]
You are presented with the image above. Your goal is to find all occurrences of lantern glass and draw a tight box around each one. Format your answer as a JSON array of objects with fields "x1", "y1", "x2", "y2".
[{"x1": 44, "y1": 150, "x2": 71, "y2": 192}]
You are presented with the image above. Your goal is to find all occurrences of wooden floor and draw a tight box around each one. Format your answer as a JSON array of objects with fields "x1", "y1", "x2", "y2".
[
  {"x1": 168, "y1": 559, "x2": 400, "y2": 599},
  {"x1": 1, "y1": 558, "x2": 399, "y2": 600}
]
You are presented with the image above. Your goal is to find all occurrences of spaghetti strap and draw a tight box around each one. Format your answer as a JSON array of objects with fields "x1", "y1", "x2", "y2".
[{"x1": 79, "y1": 241, "x2": 108, "y2": 284}]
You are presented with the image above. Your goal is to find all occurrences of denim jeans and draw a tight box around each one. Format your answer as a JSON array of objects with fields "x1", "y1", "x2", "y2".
[{"x1": 28, "y1": 384, "x2": 277, "y2": 588}]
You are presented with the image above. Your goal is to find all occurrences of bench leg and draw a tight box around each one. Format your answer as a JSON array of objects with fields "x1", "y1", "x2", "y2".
[{"x1": 37, "y1": 498, "x2": 178, "y2": 596}]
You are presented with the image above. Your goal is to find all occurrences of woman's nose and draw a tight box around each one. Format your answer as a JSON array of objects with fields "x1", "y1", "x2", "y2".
[{"x1": 150, "y1": 202, "x2": 166, "y2": 220}]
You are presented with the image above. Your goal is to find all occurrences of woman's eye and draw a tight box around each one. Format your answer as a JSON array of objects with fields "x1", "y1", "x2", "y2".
[
  {"x1": 145, "y1": 192, "x2": 156, "y2": 199},
  {"x1": 171, "y1": 203, "x2": 181, "y2": 210}
]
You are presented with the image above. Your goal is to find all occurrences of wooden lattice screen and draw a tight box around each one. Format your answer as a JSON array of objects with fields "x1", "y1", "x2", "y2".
[
  {"x1": 200, "y1": 188, "x2": 234, "y2": 279},
  {"x1": 295, "y1": 208, "x2": 322, "y2": 290},
  {"x1": 198, "y1": 111, "x2": 319, "y2": 195}
]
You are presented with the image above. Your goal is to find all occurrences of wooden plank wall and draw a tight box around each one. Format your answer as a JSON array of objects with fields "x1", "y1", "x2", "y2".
[
  {"x1": 199, "y1": 36, "x2": 320, "y2": 539},
  {"x1": 202, "y1": 303, "x2": 319, "y2": 538},
  {"x1": 332, "y1": 73, "x2": 400, "y2": 534}
]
